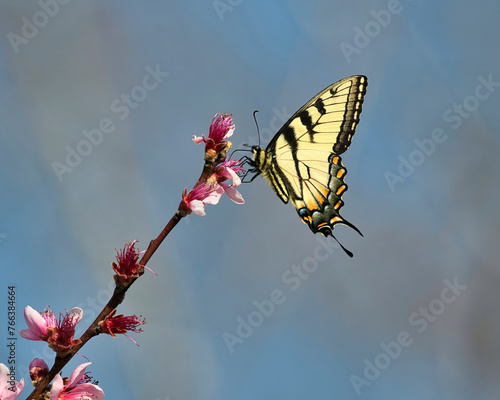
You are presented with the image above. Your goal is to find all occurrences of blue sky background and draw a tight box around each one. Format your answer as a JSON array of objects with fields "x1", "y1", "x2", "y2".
[{"x1": 1, "y1": 1, "x2": 499, "y2": 399}]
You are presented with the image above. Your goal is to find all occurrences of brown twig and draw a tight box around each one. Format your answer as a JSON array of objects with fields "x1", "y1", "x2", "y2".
[
  {"x1": 25, "y1": 143, "x2": 228, "y2": 399},
  {"x1": 25, "y1": 210, "x2": 182, "y2": 399}
]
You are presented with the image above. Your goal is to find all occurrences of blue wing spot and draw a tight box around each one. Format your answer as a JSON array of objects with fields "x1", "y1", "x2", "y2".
[{"x1": 298, "y1": 208, "x2": 311, "y2": 217}]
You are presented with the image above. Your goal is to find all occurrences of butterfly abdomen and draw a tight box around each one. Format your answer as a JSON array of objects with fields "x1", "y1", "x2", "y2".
[{"x1": 252, "y1": 146, "x2": 290, "y2": 204}]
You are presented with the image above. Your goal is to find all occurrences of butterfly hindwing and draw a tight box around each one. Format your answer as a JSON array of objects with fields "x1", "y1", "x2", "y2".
[{"x1": 251, "y1": 75, "x2": 367, "y2": 240}]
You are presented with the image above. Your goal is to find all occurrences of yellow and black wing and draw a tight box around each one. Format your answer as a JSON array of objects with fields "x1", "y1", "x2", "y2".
[{"x1": 251, "y1": 75, "x2": 367, "y2": 243}]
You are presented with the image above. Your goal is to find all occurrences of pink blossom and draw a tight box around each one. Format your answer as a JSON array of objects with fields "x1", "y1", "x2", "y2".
[
  {"x1": 208, "y1": 113, "x2": 235, "y2": 143},
  {"x1": 183, "y1": 114, "x2": 245, "y2": 214},
  {"x1": 19, "y1": 306, "x2": 82, "y2": 353},
  {"x1": 99, "y1": 309, "x2": 146, "y2": 346},
  {"x1": 29, "y1": 358, "x2": 49, "y2": 386},
  {"x1": 19, "y1": 306, "x2": 56, "y2": 341},
  {"x1": 50, "y1": 363, "x2": 104, "y2": 400},
  {"x1": 192, "y1": 113, "x2": 235, "y2": 157},
  {"x1": 179, "y1": 159, "x2": 245, "y2": 216},
  {"x1": 112, "y1": 240, "x2": 156, "y2": 282},
  {"x1": 0, "y1": 363, "x2": 24, "y2": 400},
  {"x1": 210, "y1": 159, "x2": 245, "y2": 204},
  {"x1": 180, "y1": 184, "x2": 224, "y2": 216}
]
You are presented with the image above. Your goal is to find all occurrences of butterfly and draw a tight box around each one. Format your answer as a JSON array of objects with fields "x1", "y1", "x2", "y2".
[{"x1": 245, "y1": 75, "x2": 367, "y2": 257}]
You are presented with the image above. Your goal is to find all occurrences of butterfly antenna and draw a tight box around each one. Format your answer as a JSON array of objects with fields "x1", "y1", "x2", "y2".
[{"x1": 253, "y1": 110, "x2": 261, "y2": 147}]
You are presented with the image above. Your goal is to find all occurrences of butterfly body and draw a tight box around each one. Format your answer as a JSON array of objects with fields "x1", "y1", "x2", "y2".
[{"x1": 248, "y1": 75, "x2": 367, "y2": 242}]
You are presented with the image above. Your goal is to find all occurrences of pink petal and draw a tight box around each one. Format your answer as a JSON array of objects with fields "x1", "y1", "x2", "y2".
[
  {"x1": 19, "y1": 329, "x2": 43, "y2": 341},
  {"x1": 221, "y1": 167, "x2": 241, "y2": 186},
  {"x1": 189, "y1": 200, "x2": 206, "y2": 216},
  {"x1": 67, "y1": 383, "x2": 105, "y2": 400},
  {"x1": 0, "y1": 363, "x2": 9, "y2": 390},
  {"x1": 29, "y1": 358, "x2": 48, "y2": 371},
  {"x1": 24, "y1": 306, "x2": 47, "y2": 331},
  {"x1": 1, "y1": 377, "x2": 24, "y2": 400},
  {"x1": 224, "y1": 125, "x2": 235, "y2": 139},
  {"x1": 67, "y1": 362, "x2": 92, "y2": 388},
  {"x1": 19, "y1": 306, "x2": 47, "y2": 340},
  {"x1": 69, "y1": 307, "x2": 83, "y2": 325},
  {"x1": 192, "y1": 135, "x2": 205, "y2": 144},
  {"x1": 49, "y1": 375, "x2": 64, "y2": 400},
  {"x1": 203, "y1": 186, "x2": 224, "y2": 205},
  {"x1": 221, "y1": 184, "x2": 245, "y2": 204}
]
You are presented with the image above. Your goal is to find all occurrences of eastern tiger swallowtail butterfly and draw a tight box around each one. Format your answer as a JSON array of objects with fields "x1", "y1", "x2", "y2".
[{"x1": 246, "y1": 75, "x2": 367, "y2": 256}]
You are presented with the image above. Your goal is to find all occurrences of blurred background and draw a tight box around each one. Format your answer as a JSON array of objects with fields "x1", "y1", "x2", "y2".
[{"x1": 1, "y1": 1, "x2": 499, "y2": 399}]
